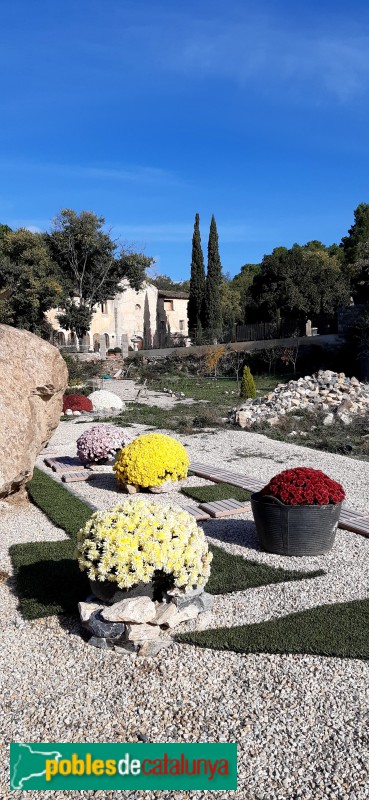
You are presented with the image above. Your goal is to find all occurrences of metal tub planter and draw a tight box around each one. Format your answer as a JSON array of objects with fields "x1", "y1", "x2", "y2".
[{"x1": 250, "y1": 492, "x2": 342, "y2": 556}]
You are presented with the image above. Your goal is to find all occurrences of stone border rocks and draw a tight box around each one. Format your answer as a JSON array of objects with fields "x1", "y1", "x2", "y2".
[{"x1": 79, "y1": 589, "x2": 214, "y2": 657}]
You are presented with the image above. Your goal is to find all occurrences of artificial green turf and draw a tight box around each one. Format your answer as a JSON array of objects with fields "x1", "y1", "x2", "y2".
[
  {"x1": 206, "y1": 545, "x2": 323, "y2": 595},
  {"x1": 26, "y1": 468, "x2": 92, "y2": 536},
  {"x1": 10, "y1": 468, "x2": 323, "y2": 619},
  {"x1": 181, "y1": 483, "x2": 251, "y2": 503},
  {"x1": 10, "y1": 468, "x2": 91, "y2": 619},
  {"x1": 176, "y1": 599, "x2": 369, "y2": 660}
]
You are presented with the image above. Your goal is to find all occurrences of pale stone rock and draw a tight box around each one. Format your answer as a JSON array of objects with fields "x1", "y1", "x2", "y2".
[
  {"x1": 337, "y1": 412, "x2": 352, "y2": 426},
  {"x1": 0, "y1": 325, "x2": 67, "y2": 499},
  {"x1": 78, "y1": 601, "x2": 103, "y2": 624},
  {"x1": 65, "y1": 409, "x2": 73, "y2": 416},
  {"x1": 137, "y1": 638, "x2": 173, "y2": 657},
  {"x1": 150, "y1": 603, "x2": 179, "y2": 627},
  {"x1": 148, "y1": 480, "x2": 179, "y2": 494},
  {"x1": 166, "y1": 604, "x2": 200, "y2": 628},
  {"x1": 122, "y1": 483, "x2": 140, "y2": 494},
  {"x1": 237, "y1": 411, "x2": 253, "y2": 429},
  {"x1": 337, "y1": 398, "x2": 354, "y2": 412},
  {"x1": 125, "y1": 623, "x2": 161, "y2": 642},
  {"x1": 195, "y1": 611, "x2": 215, "y2": 631},
  {"x1": 323, "y1": 414, "x2": 334, "y2": 426},
  {"x1": 101, "y1": 596, "x2": 156, "y2": 624}
]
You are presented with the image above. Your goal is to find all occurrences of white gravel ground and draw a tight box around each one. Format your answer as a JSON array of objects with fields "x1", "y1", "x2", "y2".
[{"x1": 2, "y1": 418, "x2": 369, "y2": 799}]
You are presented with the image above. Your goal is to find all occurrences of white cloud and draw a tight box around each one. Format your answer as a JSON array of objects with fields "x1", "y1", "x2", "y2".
[
  {"x1": 163, "y1": 14, "x2": 369, "y2": 103},
  {"x1": 0, "y1": 160, "x2": 186, "y2": 188}
]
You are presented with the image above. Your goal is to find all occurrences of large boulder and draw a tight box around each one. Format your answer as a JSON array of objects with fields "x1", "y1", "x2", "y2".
[{"x1": 0, "y1": 325, "x2": 68, "y2": 499}]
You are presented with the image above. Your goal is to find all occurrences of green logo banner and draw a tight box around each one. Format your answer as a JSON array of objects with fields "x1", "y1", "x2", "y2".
[{"x1": 10, "y1": 742, "x2": 237, "y2": 791}]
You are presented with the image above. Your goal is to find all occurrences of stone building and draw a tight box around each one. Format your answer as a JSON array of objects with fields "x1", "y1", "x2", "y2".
[{"x1": 47, "y1": 281, "x2": 189, "y2": 352}]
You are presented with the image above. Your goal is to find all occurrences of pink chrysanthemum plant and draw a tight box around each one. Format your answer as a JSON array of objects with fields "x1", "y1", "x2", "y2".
[{"x1": 77, "y1": 424, "x2": 134, "y2": 465}]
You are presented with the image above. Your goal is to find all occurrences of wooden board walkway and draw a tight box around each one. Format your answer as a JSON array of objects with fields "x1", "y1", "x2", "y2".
[
  {"x1": 198, "y1": 499, "x2": 251, "y2": 518},
  {"x1": 189, "y1": 461, "x2": 369, "y2": 538},
  {"x1": 181, "y1": 504, "x2": 211, "y2": 521},
  {"x1": 44, "y1": 456, "x2": 86, "y2": 472},
  {"x1": 61, "y1": 471, "x2": 92, "y2": 483}
]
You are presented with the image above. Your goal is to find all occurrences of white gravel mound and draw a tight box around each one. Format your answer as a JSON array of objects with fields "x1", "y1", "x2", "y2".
[{"x1": 88, "y1": 389, "x2": 125, "y2": 412}]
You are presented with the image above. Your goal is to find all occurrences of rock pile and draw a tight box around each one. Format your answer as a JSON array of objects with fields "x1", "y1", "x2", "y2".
[
  {"x1": 234, "y1": 370, "x2": 369, "y2": 429},
  {"x1": 79, "y1": 588, "x2": 213, "y2": 657}
]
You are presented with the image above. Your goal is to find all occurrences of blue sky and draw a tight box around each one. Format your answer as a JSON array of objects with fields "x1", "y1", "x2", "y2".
[{"x1": 1, "y1": 0, "x2": 369, "y2": 279}]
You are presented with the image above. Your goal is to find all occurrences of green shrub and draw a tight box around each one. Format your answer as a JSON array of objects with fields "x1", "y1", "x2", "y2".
[
  {"x1": 62, "y1": 353, "x2": 99, "y2": 385},
  {"x1": 240, "y1": 365, "x2": 256, "y2": 399}
]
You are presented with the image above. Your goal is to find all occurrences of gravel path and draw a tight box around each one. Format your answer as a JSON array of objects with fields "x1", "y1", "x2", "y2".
[{"x1": 2, "y1": 419, "x2": 369, "y2": 798}]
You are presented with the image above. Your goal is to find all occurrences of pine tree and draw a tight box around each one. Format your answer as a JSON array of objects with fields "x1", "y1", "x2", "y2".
[
  {"x1": 187, "y1": 213, "x2": 206, "y2": 335},
  {"x1": 205, "y1": 215, "x2": 222, "y2": 338},
  {"x1": 240, "y1": 365, "x2": 256, "y2": 399}
]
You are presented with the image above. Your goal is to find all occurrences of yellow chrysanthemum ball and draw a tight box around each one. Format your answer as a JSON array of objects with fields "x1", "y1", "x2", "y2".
[
  {"x1": 75, "y1": 499, "x2": 212, "y2": 591},
  {"x1": 113, "y1": 433, "x2": 190, "y2": 488}
]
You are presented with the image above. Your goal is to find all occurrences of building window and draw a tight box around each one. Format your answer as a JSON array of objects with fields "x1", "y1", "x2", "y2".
[
  {"x1": 101, "y1": 301, "x2": 108, "y2": 314},
  {"x1": 164, "y1": 300, "x2": 173, "y2": 312},
  {"x1": 179, "y1": 320, "x2": 185, "y2": 331}
]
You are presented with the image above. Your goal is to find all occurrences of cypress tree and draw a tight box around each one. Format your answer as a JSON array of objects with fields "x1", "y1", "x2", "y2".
[
  {"x1": 205, "y1": 214, "x2": 222, "y2": 337},
  {"x1": 187, "y1": 213, "x2": 206, "y2": 335},
  {"x1": 240, "y1": 365, "x2": 256, "y2": 399}
]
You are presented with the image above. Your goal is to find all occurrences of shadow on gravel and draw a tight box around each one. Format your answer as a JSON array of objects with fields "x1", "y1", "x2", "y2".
[{"x1": 202, "y1": 517, "x2": 260, "y2": 551}]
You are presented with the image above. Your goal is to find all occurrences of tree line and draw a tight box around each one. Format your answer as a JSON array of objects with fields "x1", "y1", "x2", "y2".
[
  {"x1": 2, "y1": 202, "x2": 369, "y2": 343},
  {"x1": 187, "y1": 203, "x2": 369, "y2": 341}
]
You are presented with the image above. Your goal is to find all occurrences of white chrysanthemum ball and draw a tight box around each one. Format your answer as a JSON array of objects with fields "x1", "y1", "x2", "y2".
[{"x1": 88, "y1": 390, "x2": 125, "y2": 412}]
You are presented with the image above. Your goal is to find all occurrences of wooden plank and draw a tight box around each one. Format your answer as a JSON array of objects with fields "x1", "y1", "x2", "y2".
[
  {"x1": 341, "y1": 509, "x2": 369, "y2": 522},
  {"x1": 61, "y1": 472, "x2": 91, "y2": 483},
  {"x1": 181, "y1": 504, "x2": 211, "y2": 521},
  {"x1": 338, "y1": 519, "x2": 369, "y2": 537},
  {"x1": 48, "y1": 457, "x2": 86, "y2": 473},
  {"x1": 222, "y1": 499, "x2": 251, "y2": 512},
  {"x1": 190, "y1": 462, "x2": 263, "y2": 492},
  {"x1": 198, "y1": 499, "x2": 251, "y2": 518}
]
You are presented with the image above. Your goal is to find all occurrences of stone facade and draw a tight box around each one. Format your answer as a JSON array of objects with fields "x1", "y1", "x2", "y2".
[{"x1": 47, "y1": 282, "x2": 189, "y2": 352}]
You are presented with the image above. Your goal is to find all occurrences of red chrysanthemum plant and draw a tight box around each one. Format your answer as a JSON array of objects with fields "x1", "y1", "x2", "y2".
[
  {"x1": 63, "y1": 394, "x2": 93, "y2": 413},
  {"x1": 261, "y1": 467, "x2": 345, "y2": 506}
]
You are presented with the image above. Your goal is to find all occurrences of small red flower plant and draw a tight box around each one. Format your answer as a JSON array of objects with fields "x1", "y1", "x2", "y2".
[
  {"x1": 63, "y1": 393, "x2": 93, "y2": 413},
  {"x1": 261, "y1": 467, "x2": 345, "y2": 506}
]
